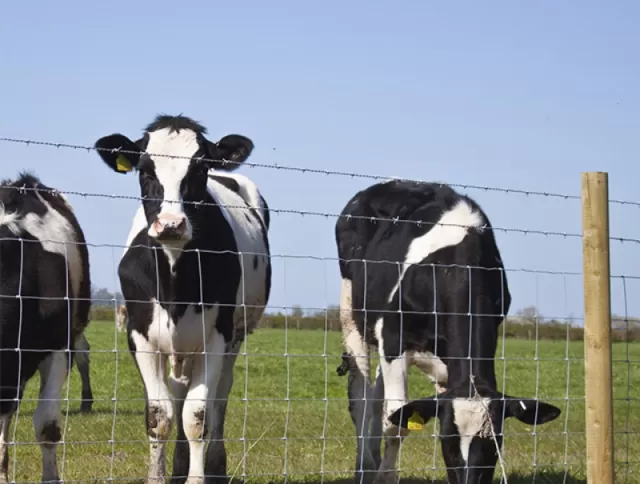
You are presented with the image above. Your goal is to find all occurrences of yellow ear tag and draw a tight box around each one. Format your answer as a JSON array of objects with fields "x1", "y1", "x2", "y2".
[
  {"x1": 115, "y1": 154, "x2": 133, "y2": 173},
  {"x1": 407, "y1": 410, "x2": 425, "y2": 431}
]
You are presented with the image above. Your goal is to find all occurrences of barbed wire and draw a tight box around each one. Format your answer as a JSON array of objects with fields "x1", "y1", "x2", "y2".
[
  {"x1": 4, "y1": 134, "x2": 637, "y2": 207},
  {"x1": 2, "y1": 183, "x2": 638, "y2": 246},
  {"x1": 1, "y1": 182, "x2": 586, "y2": 243},
  {"x1": 2, "y1": 234, "x2": 640, "y2": 280}
]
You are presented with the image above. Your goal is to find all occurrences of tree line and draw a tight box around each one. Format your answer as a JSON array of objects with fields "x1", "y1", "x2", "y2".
[{"x1": 89, "y1": 287, "x2": 640, "y2": 342}]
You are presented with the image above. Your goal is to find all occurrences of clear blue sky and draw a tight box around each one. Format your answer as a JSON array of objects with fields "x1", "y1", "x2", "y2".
[{"x1": 1, "y1": 1, "x2": 639, "y2": 323}]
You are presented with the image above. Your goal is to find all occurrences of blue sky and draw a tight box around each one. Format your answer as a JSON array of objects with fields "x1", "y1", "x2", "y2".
[{"x1": 1, "y1": 1, "x2": 639, "y2": 323}]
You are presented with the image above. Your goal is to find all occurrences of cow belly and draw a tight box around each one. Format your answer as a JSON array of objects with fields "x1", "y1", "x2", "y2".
[
  {"x1": 147, "y1": 299, "x2": 220, "y2": 355},
  {"x1": 171, "y1": 305, "x2": 221, "y2": 355}
]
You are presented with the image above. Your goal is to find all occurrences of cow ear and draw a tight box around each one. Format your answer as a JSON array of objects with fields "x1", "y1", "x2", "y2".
[
  {"x1": 388, "y1": 398, "x2": 440, "y2": 430},
  {"x1": 504, "y1": 396, "x2": 561, "y2": 425},
  {"x1": 95, "y1": 134, "x2": 142, "y2": 174},
  {"x1": 206, "y1": 134, "x2": 254, "y2": 171}
]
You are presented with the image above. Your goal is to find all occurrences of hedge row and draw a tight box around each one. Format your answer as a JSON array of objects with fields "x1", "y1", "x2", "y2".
[{"x1": 89, "y1": 307, "x2": 640, "y2": 342}]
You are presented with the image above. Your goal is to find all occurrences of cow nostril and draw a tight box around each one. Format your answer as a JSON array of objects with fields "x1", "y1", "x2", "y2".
[{"x1": 153, "y1": 216, "x2": 188, "y2": 238}]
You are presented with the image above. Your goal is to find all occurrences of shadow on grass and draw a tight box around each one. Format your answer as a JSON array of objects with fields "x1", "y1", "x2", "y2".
[
  {"x1": 15, "y1": 408, "x2": 145, "y2": 417},
  {"x1": 279, "y1": 472, "x2": 586, "y2": 484},
  {"x1": 103, "y1": 471, "x2": 586, "y2": 484}
]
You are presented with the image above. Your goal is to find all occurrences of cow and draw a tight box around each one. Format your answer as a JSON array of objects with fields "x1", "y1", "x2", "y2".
[
  {"x1": 116, "y1": 304, "x2": 128, "y2": 332},
  {"x1": 93, "y1": 114, "x2": 272, "y2": 484},
  {"x1": 0, "y1": 172, "x2": 92, "y2": 483},
  {"x1": 335, "y1": 179, "x2": 561, "y2": 484}
]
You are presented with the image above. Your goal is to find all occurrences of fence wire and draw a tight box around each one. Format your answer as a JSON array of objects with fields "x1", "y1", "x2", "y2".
[{"x1": 0, "y1": 138, "x2": 638, "y2": 483}]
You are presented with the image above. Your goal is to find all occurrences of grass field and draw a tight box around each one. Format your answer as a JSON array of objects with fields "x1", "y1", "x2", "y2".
[{"x1": 6, "y1": 322, "x2": 640, "y2": 483}]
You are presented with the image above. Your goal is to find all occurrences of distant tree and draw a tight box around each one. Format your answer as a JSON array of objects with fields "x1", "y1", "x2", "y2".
[
  {"x1": 515, "y1": 305, "x2": 544, "y2": 324},
  {"x1": 291, "y1": 305, "x2": 304, "y2": 318},
  {"x1": 90, "y1": 285, "x2": 124, "y2": 306}
]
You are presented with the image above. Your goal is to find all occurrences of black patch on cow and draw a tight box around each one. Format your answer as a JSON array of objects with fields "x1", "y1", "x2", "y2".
[
  {"x1": 208, "y1": 174, "x2": 240, "y2": 194},
  {"x1": 193, "y1": 409, "x2": 208, "y2": 439},
  {"x1": 41, "y1": 420, "x2": 62, "y2": 444},
  {"x1": 146, "y1": 114, "x2": 208, "y2": 135}
]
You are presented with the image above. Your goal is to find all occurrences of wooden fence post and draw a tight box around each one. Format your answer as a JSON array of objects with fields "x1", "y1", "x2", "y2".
[{"x1": 581, "y1": 172, "x2": 614, "y2": 484}]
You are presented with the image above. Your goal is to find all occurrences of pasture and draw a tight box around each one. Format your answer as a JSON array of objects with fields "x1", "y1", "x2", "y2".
[{"x1": 7, "y1": 322, "x2": 640, "y2": 483}]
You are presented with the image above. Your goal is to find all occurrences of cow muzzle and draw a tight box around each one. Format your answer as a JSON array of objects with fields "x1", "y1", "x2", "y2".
[{"x1": 148, "y1": 213, "x2": 189, "y2": 241}]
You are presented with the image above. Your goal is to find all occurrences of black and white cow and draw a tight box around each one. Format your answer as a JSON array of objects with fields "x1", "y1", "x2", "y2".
[
  {"x1": 93, "y1": 114, "x2": 271, "y2": 484},
  {"x1": 335, "y1": 180, "x2": 561, "y2": 484},
  {"x1": 0, "y1": 173, "x2": 92, "y2": 483}
]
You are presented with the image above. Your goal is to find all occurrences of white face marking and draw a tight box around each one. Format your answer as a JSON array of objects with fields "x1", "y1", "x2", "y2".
[
  {"x1": 145, "y1": 128, "x2": 200, "y2": 239},
  {"x1": 452, "y1": 397, "x2": 492, "y2": 462},
  {"x1": 388, "y1": 200, "x2": 485, "y2": 303},
  {"x1": 519, "y1": 400, "x2": 527, "y2": 411}
]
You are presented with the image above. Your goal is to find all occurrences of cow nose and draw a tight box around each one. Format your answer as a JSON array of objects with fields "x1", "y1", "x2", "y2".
[{"x1": 152, "y1": 214, "x2": 188, "y2": 239}]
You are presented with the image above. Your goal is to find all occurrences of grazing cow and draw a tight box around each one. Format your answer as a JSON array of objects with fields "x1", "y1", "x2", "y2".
[
  {"x1": 335, "y1": 180, "x2": 561, "y2": 484},
  {"x1": 0, "y1": 173, "x2": 91, "y2": 483},
  {"x1": 93, "y1": 114, "x2": 271, "y2": 484},
  {"x1": 116, "y1": 304, "x2": 128, "y2": 332}
]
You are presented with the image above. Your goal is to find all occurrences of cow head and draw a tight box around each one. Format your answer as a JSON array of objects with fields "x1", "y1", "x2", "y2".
[
  {"x1": 94, "y1": 114, "x2": 253, "y2": 245},
  {"x1": 388, "y1": 383, "x2": 561, "y2": 484}
]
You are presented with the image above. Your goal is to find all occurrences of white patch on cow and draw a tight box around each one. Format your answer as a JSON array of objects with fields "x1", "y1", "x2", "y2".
[
  {"x1": 4, "y1": 192, "x2": 83, "y2": 302},
  {"x1": 387, "y1": 199, "x2": 484, "y2": 303},
  {"x1": 33, "y1": 351, "x2": 69, "y2": 482},
  {"x1": 342, "y1": 278, "x2": 368, "y2": 379},
  {"x1": 452, "y1": 397, "x2": 492, "y2": 462},
  {"x1": 211, "y1": 172, "x2": 268, "y2": 227},
  {"x1": 182, "y1": 329, "x2": 226, "y2": 479},
  {"x1": 129, "y1": 327, "x2": 174, "y2": 479},
  {"x1": 170, "y1": 304, "x2": 220, "y2": 356},
  {"x1": 207, "y1": 176, "x2": 270, "y2": 332},
  {"x1": 0, "y1": 412, "x2": 11, "y2": 481},
  {"x1": 375, "y1": 317, "x2": 410, "y2": 433},
  {"x1": 411, "y1": 350, "x2": 448, "y2": 387},
  {"x1": 123, "y1": 206, "x2": 147, "y2": 256},
  {"x1": 137, "y1": 297, "x2": 223, "y2": 365},
  {"x1": 0, "y1": 203, "x2": 20, "y2": 233}
]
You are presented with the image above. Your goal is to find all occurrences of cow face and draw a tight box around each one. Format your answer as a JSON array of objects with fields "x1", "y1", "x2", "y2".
[
  {"x1": 94, "y1": 115, "x2": 253, "y2": 245},
  {"x1": 388, "y1": 386, "x2": 561, "y2": 484}
]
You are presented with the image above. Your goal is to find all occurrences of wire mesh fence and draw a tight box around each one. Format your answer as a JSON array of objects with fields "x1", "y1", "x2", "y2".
[{"x1": 0, "y1": 134, "x2": 637, "y2": 484}]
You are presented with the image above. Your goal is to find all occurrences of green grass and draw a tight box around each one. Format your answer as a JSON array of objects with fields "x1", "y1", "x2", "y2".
[{"x1": 6, "y1": 323, "x2": 640, "y2": 483}]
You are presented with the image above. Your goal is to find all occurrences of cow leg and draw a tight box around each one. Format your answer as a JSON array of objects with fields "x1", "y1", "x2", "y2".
[
  {"x1": 369, "y1": 364, "x2": 384, "y2": 469},
  {"x1": 340, "y1": 278, "x2": 377, "y2": 484},
  {"x1": 373, "y1": 318, "x2": 410, "y2": 484},
  {"x1": 33, "y1": 351, "x2": 68, "y2": 484},
  {"x1": 171, "y1": 355, "x2": 193, "y2": 484},
  {"x1": 0, "y1": 412, "x2": 13, "y2": 484},
  {"x1": 204, "y1": 340, "x2": 241, "y2": 483},
  {"x1": 183, "y1": 331, "x2": 226, "y2": 484},
  {"x1": 74, "y1": 334, "x2": 93, "y2": 413},
  {"x1": 411, "y1": 351, "x2": 448, "y2": 395},
  {"x1": 131, "y1": 332, "x2": 173, "y2": 484}
]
